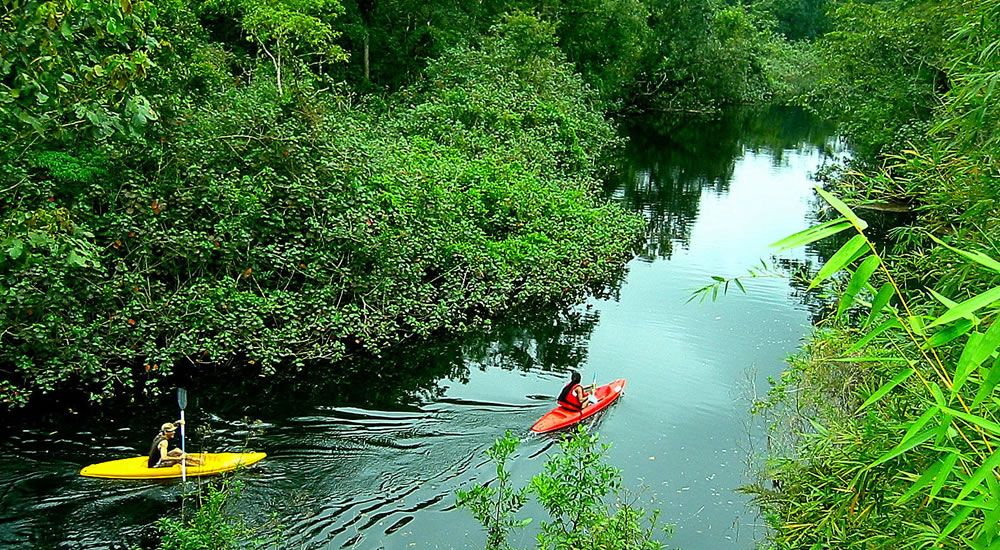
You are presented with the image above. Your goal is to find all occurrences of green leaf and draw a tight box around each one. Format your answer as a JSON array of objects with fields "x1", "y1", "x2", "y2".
[
  {"x1": 928, "y1": 286, "x2": 1000, "y2": 328},
  {"x1": 929, "y1": 452, "x2": 960, "y2": 501},
  {"x1": 810, "y1": 234, "x2": 868, "y2": 289},
  {"x1": 943, "y1": 406, "x2": 1000, "y2": 436},
  {"x1": 847, "y1": 317, "x2": 901, "y2": 353},
  {"x1": 928, "y1": 234, "x2": 1000, "y2": 274},
  {"x1": 955, "y1": 449, "x2": 1000, "y2": 503},
  {"x1": 866, "y1": 283, "x2": 895, "y2": 328},
  {"x1": 816, "y1": 186, "x2": 869, "y2": 231},
  {"x1": 5, "y1": 238, "x2": 23, "y2": 260},
  {"x1": 901, "y1": 407, "x2": 939, "y2": 445},
  {"x1": 770, "y1": 217, "x2": 852, "y2": 252},
  {"x1": 972, "y1": 356, "x2": 1000, "y2": 407},
  {"x1": 859, "y1": 367, "x2": 914, "y2": 411},
  {"x1": 838, "y1": 255, "x2": 881, "y2": 318},
  {"x1": 936, "y1": 499, "x2": 979, "y2": 543},
  {"x1": 924, "y1": 319, "x2": 974, "y2": 349},
  {"x1": 870, "y1": 427, "x2": 936, "y2": 468},
  {"x1": 954, "y1": 322, "x2": 1000, "y2": 396}
]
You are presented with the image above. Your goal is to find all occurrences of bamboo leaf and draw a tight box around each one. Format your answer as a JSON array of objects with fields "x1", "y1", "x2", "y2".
[
  {"x1": 901, "y1": 407, "x2": 940, "y2": 445},
  {"x1": 928, "y1": 234, "x2": 1000, "y2": 274},
  {"x1": 866, "y1": 283, "x2": 895, "y2": 328},
  {"x1": 897, "y1": 459, "x2": 945, "y2": 504},
  {"x1": 954, "y1": 322, "x2": 1000, "y2": 396},
  {"x1": 929, "y1": 288, "x2": 961, "y2": 310},
  {"x1": 816, "y1": 186, "x2": 869, "y2": 231},
  {"x1": 924, "y1": 319, "x2": 974, "y2": 349},
  {"x1": 770, "y1": 218, "x2": 853, "y2": 252},
  {"x1": 810, "y1": 235, "x2": 868, "y2": 289},
  {"x1": 848, "y1": 317, "x2": 901, "y2": 353},
  {"x1": 838, "y1": 255, "x2": 881, "y2": 318},
  {"x1": 973, "y1": 356, "x2": 1000, "y2": 408},
  {"x1": 858, "y1": 367, "x2": 914, "y2": 411},
  {"x1": 908, "y1": 315, "x2": 927, "y2": 336},
  {"x1": 870, "y1": 428, "x2": 936, "y2": 468},
  {"x1": 955, "y1": 449, "x2": 1000, "y2": 503},
  {"x1": 943, "y1": 406, "x2": 1000, "y2": 436},
  {"x1": 927, "y1": 286, "x2": 1000, "y2": 328},
  {"x1": 929, "y1": 452, "x2": 960, "y2": 501},
  {"x1": 936, "y1": 499, "x2": 979, "y2": 543}
]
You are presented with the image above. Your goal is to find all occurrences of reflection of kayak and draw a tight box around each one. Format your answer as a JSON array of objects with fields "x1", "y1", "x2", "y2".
[
  {"x1": 80, "y1": 452, "x2": 266, "y2": 479},
  {"x1": 530, "y1": 379, "x2": 626, "y2": 433}
]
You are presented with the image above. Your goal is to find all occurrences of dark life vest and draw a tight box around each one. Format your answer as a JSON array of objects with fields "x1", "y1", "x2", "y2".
[
  {"x1": 557, "y1": 382, "x2": 583, "y2": 412},
  {"x1": 148, "y1": 433, "x2": 167, "y2": 468}
]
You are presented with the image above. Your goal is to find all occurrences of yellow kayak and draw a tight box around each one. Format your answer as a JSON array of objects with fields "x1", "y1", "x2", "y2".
[{"x1": 80, "y1": 452, "x2": 266, "y2": 479}]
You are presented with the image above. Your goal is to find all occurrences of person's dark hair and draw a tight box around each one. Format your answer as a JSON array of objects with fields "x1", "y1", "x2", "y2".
[{"x1": 570, "y1": 371, "x2": 581, "y2": 384}]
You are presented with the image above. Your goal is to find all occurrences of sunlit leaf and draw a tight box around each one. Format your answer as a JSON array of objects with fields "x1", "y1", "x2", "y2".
[
  {"x1": 810, "y1": 234, "x2": 868, "y2": 289},
  {"x1": 927, "y1": 286, "x2": 1000, "y2": 328},
  {"x1": 928, "y1": 234, "x2": 1000, "y2": 274},
  {"x1": 816, "y1": 186, "x2": 869, "y2": 231},
  {"x1": 838, "y1": 255, "x2": 881, "y2": 318},
  {"x1": 953, "y1": 322, "x2": 1000, "y2": 396},
  {"x1": 924, "y1": 319, "x2": 974, "y2": 349},
  {"x1": 770, "y1": 218, "x2": 852, "y2": 252},
  {"x1": 866, "y1": 283, "x2": 895, "y2": 328}
]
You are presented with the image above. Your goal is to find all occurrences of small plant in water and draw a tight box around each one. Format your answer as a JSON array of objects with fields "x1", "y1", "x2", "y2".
[{"x1": 457, "y1": 426, "x2": 668, "y2": 549}]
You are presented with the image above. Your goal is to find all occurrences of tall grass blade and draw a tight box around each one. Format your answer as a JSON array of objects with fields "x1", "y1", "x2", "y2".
[
  {"x1": 927, "y1": 286, "x2": 1000, "y2": 328},
  {"x1": 838, "y1": 255, "x2": 881, "y2": 318},
  {"x1": 815, "y1": 186, "x2": 869, "y2": 231},
  {"x1": 859, "y1": 367, "x2": 914, "y2": 411},
  {"x1": 810, "y1": 235, "x2": 868, "y2": 289}
]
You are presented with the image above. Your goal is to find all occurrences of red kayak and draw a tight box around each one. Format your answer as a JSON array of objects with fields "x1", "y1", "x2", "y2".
[{"x1": 530, "y1": 378, "x2": 626, "y2": 433}]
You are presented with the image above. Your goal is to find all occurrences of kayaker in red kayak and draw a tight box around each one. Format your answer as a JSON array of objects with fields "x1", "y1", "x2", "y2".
[{"x1": 556, "y1": 372, "x2": 595, "y2": 412}]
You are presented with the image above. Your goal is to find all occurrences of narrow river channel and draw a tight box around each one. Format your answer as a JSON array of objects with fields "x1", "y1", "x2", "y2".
[{"x1": 0, "y1": 106, "x2": 841, "y2": 549}]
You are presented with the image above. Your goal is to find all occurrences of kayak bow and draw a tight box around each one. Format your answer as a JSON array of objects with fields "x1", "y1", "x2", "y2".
[{"x1": 530, "y1": 378, "x2": 626, "y2": 433}]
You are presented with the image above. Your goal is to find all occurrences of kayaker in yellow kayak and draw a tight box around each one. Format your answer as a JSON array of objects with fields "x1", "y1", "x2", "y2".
[{"x1": 148, "y1": 421, "x2": 203, "y2": 468}]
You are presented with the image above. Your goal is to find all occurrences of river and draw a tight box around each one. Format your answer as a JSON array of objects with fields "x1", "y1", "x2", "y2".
[{"x1": 0, "y1": 106, "x2": 841, "y2": 549}]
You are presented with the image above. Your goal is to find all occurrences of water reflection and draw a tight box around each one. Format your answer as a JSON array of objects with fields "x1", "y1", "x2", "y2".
[{"x1": 608, "y1": 106, "x2": 839, "y2": 260}]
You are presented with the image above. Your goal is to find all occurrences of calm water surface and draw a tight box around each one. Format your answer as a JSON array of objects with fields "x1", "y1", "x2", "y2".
[{"x1": 0, "y1": 107, "x2": 841, "y2": 549}]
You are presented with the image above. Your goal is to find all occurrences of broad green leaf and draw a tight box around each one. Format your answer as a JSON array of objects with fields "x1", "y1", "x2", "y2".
[
  {"x1": 870, "y1": 428, "x2": 936, "y2": 468},
  {"x1": 838, "y1": 255, "x2": 881, "y2": 318},
  {"x1": 770, "y1": 218, "x2": 852, "y2": 252},
  {"x1": 956, "y1": 449, "x2": 1000, "y2": 503},
  {"x1": 810, "y1": 234, "x2": 868, "y2": 289},
  {"x1": 866, "y1": 283, "x2": 895, "y2": 328},
  {"x1": 816, "y1": 186, "x2": 869, "y2": 231},
  {"x1": 908, "y1": 315, "x2": 927, "y2": 336},
  {"x1": 859, "y1": 367, "x2": 914, "y2": 411},
  {"x1": 924, "y1": 319, "x2": 974, "y2": 349},
  {"x1": 930, "y1": 382, "x2": 948, "y2": 409},
  {"x1": 5, "y1": 238, "x2": 23, "y2": 260},
  {"x1": 901, "y1": 407, "x2": 940, "y2": 445},
  {"x1": 929, "y1": 288, "x2": 961, "y2": 310},
  {"x1": 848, "y1": 317, "x2": 901, "y2": 353},
  {"x1": 928, "y1": 234, "x2": 1000, "y2": 274},
  {"x1": 928, "y1": 286, "x2": 1000, "y2": 328}
]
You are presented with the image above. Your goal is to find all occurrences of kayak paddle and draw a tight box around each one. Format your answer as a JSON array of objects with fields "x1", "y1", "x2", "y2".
[{"x1": 177, "y1": 387, "x2": 188, "y2": 483}]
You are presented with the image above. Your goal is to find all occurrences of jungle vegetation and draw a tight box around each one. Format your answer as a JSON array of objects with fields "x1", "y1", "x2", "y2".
[{"x1": 0, "y1": 0, "x2": 820, "y2": 408}]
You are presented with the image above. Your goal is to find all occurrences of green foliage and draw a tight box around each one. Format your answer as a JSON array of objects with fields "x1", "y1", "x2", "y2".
[
  {"x1": 456, "y1": 432, "x2": 530, "y2": 550},
  {"x1": 158, "y1": 478, "x2": 275, "y2": 550},
  {"x1": 747, "y1": 192, "x2": 1000, "y2": 548},
  {"x1": 0, "y1": 0, "x2": 162, "y2": 141},
  {"x1": 0, "y1": 11, "x2": 642, "y2": 408},
  {"x1": 457, "y1": 427, "x2": 668, "y2": 549}
]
